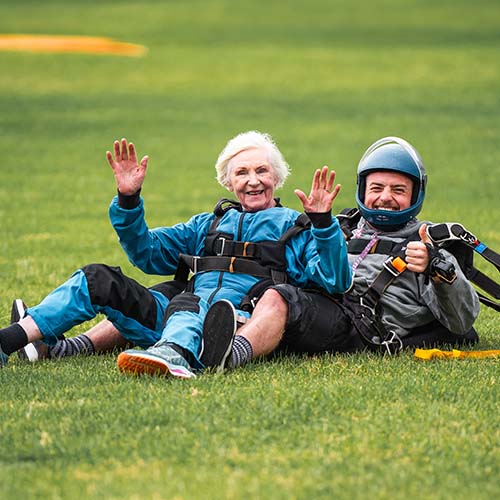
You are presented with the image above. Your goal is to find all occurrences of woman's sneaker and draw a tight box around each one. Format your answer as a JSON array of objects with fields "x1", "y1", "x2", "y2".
[
  {"x1": 117, "y1": 343, "x2": 196, "y2": 379},
  {"x1": 200, "y1": 299, "x2": 237, "y2": 372},
  {"x1": 12, "y1": 299, "x2": 51, "y2": 362}
]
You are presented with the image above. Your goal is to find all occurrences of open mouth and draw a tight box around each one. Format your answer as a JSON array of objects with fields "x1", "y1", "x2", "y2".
[
  {"x1": 374, "y1": 206, "x2": 398, "y2": 211},
  {"x1": 246, "y1": 190, "x2": 264, "y2": 196}
]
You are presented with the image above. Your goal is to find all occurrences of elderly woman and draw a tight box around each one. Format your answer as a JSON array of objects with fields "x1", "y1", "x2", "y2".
[{"x1": 0, "y1": 131, "x2": 352, "y2": 377}]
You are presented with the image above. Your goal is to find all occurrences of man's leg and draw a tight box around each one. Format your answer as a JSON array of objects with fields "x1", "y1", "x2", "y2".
[
  {"x1": 202, "y1": 286, "x2": 363, "y2": 372},
  {"x1": 237, "y1": 289, "x2": 287, "y2": 357},
  {"x1": 18, "y1": 317, "x2": 131, "y2": 362},
  {"x1": 200, "y1": 290, "x2": 287, "y2": 371}
]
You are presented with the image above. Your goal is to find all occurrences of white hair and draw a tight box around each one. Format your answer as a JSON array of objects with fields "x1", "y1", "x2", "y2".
[{"x1": 215, "y1": 131, "x2": 291, "y2": 190}]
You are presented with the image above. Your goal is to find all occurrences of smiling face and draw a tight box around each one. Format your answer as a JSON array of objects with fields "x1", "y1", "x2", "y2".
[
  {"x1": 227, "y1": 147, "x2": 278, "y2": 212},
  {"x1": 364, "y1": 171, "x2": 413, "y2": 212}
]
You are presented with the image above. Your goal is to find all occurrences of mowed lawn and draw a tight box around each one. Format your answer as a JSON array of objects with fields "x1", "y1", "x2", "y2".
[{"x1": 0, "y1": 1, "x2": 499, "y2": 498}]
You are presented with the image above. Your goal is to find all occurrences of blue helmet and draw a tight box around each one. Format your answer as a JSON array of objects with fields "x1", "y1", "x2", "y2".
[{"x1": 356, "y1": 136, "x2": 427, "y2": 229}]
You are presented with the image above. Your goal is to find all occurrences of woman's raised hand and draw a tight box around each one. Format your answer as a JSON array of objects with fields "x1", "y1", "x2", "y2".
[
  {"x1": 106, "y1": 138, "x2": 149, "y2": 195},
  {"x1": 294, "y1": 166, "x2": 341, "y2": 213}
]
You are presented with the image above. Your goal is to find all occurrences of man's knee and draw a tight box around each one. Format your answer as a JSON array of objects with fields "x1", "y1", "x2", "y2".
[{"x1": 257, "y1": 288, "x2": 288, "y2": 317}]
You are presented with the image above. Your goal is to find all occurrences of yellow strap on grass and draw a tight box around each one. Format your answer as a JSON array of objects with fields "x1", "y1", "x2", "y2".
[{"x1": 414, "y1": 348, "x2": 500, "y2": 361}]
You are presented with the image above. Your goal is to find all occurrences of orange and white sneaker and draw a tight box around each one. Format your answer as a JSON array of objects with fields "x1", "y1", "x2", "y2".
[{"x1": 117, "y1": 343, "x2": 196, "y2": 379}]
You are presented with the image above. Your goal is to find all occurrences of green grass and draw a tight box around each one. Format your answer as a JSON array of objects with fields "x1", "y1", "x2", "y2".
[{"x1": 0, "y1": 0, "x2": 499, "y2": 498}]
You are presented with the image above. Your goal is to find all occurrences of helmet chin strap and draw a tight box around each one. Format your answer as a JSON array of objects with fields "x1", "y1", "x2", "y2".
[{"x1": 367, "y1": 218, "x2": 414, "y2": 232}]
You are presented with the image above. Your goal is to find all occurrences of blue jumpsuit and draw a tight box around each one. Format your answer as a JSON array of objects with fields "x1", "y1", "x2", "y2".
[{"x1": 27, "y1": 196, "x2": 352, "y2": 368}]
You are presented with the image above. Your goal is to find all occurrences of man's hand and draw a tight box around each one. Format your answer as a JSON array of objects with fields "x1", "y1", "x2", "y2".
[
  {"x1": 405, "y1": 223, "x2": 432, "y2": 273},
  {"x1": 106, "y1": 138, "x2": 149, "y2": 195},
  {"x1": 294, "y1": 166, "x2": 341, "y2": 213}
]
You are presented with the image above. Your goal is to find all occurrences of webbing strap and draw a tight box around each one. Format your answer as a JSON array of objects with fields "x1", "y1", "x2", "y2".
[
  {"x1": 348, "y1": 238, "x2": 399, "y2": 255},
  {"x1": 362, "y1": 256, "x2": 408, "y2": 308},
  {"x1": 427, "y1": 223, "x2": 500, "y2": 270},
  {"x1": 176, "y1": 254, "x2": 286, "y2": 282},
  {"x1": 468, "y1": 268, "x2": 500, "y2": 299},
  {"x1": 214, "y1": 239, "x2": 258, "y2": 258},
  {"x1": 427, "y1": 222, "x2": 500, "y2": 311}
]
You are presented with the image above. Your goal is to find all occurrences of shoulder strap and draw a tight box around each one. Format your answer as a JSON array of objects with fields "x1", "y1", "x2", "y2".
[
  {"x1": 213, "y1": 198, "x2": 242, "y2": 216},
  {"x1": 336, "y1": 208, "x2": 361, "y2": 239},
  {"x1": 278, "y1": 213, "x2": 311, "y2": 242},
  {"x1": 427, "y1": 223, "x2": 500, "y2": 312}
]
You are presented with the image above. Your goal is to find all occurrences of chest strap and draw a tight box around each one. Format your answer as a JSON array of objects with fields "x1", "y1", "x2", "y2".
[
  {"x1": 348, "y1": 238, "x2": 400, "y2": 255},
  {"x1": 174, "y1": 205, "x2": 310, "y2": 286},
  {"x1": 175, "y1": 254, "x2": 286, "y2": 284}
]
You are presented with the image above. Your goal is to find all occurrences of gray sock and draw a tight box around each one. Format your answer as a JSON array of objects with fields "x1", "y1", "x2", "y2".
[
  {"x1": 49, "y1": 334, "x2": 95, "y2": 358},
  {"x1": 229, "y1": 335, "x2": 253, "y2": 368}
]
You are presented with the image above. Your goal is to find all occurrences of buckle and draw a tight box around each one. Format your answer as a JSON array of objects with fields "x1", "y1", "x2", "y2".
[
  {"x1": 451, "y1": 223, "x2": 478, "y2": 246},
  {"x1": 359, "y1": 295, "x2": 377, "y2": 316},
  {"x1": 216, "y1": 237, "x2": 227, "y2": 256},
  {"x1": 191, "y1": 256, "x2": 200, "y2": 274},
  {"x1": 380, "y1": 331, "x2": 403, "y2": 355},
  {"x1": 383, "y1": 256, "x2": 407, "y2": 276}
]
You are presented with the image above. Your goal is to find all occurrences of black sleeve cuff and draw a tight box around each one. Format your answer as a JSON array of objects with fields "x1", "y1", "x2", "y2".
[
  {"x1": 305, "y1": 211, "x2": 332, "y2": 229},
  {"x1": 117, "y1": 189, "x2": 141, "y2": 209}
]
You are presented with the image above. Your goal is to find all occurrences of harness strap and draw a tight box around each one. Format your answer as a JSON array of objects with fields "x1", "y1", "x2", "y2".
[
  {"x1": 427, "y1": 222, "x2": 500, "y2": 311},
  {"x1": 348, "y1": 238, "x2": 399, "y2": 255},
  {"x1": 337, "y1": 208, "x2": 361, "y2": 239},
  {"x1": 427, "y1": 223, "x2": 500, "y2": 270},
  {"x1": 355, "y1": 231, "x2": 420, "y2": 309},
  {"x1": 468, "y1": 268, "x2": 500, "y2": 299},
  {"x1": 175, "y1": 254, "x2": 287, "y2": 283},
  {"x1": 361, "y1": 256, "x2": 408, "y2": 309}
]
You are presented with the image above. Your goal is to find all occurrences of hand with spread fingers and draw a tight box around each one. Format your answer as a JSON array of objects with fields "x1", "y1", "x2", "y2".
[
  {"x1": 294, "y1": 165, "x2": 341, "y2": 213},
  {"x1": 106, "y1": 138, "x2": 149, "y2": 195}
]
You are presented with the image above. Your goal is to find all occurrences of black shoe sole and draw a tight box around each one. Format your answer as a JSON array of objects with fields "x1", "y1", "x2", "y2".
[
  {"x1": 11, "y1": 299, "x2": 27, "y2": 324},
  {"x1": 200, "y1": 299, "x2": 237, "y2": 371}
]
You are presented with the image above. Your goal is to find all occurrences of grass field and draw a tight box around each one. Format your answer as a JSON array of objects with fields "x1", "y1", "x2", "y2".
[{"x1": 0, "y1": 1, "x2": 499, "y2": 498}]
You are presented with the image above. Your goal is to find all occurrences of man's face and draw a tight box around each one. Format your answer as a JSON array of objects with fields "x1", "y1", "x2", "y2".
[{"x1": 364, "y1": 171, "x2": 413, "y2": 211}]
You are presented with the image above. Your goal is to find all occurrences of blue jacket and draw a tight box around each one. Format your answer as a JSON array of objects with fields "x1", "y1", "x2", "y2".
[{"x1": 109, "y1": 197, "x2": 353, "y2": 306}]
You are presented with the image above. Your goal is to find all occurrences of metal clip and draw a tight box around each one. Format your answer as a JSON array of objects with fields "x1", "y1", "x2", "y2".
[
  {"x1": 381, "y1": 331, "x2": 403, "y2": 355},
  {"x1": 217, "y1": 237, "x2": 226, "y2": 256},
  {"x1": 451, "y1": 223, "x2": 477, "y2": 246},
  {"x1": 191, "y1": 256, "x2": 200, "y2": 274},
  {"x1": 383, "y1": 257, "x2": 403, "y2": 277}
]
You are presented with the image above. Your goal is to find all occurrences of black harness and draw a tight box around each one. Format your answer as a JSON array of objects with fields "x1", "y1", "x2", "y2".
[
  {"x1": 337, "y1": 209, "x2": 500, "y2": 353},
  {"x1": 174, "y1": 198, "x2": 311, "y2": 310},
  {"x1": 339, "y1": 209, "x2": 500, "y2": 312}
]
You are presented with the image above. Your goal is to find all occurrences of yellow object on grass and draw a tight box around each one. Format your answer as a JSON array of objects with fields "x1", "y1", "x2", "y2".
[
  {"x1": 414, "y1": 348, "x2": 500, "y2": 361},
  {"x1": 0, "y1": 34, "x2": 147, "y2": 56}
]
